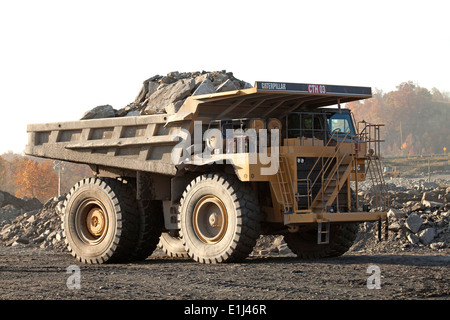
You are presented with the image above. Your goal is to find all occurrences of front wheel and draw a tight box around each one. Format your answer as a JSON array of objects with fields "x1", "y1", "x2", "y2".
[{"x1": 178, "y1": 174, "x2": 260, "y2": 264}]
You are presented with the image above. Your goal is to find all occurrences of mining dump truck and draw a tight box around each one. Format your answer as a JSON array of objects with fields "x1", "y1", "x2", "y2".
[
  {"x1": 383, "y1": 166, "x2": 401, "y2": 178},
  {"x1": 26, "y1": 81, "x2": 389, "y2": 264}
]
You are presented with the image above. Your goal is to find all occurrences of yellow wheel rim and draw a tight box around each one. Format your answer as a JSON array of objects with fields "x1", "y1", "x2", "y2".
[
  {"x1": 192, "y1": 195, "x2": 228, "y2": 244},
  {"x1": 76, "y1": 199, "x2": 108, "y2": 244}
]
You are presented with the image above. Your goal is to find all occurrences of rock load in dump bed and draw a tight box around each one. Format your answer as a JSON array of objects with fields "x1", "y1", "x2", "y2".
[{"x1": 80, "y1": 70, "x2": 252, "y2": 120}]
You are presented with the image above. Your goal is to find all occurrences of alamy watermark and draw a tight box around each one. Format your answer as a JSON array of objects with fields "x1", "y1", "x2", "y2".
[
  {"x1": 366, "y1": 265, "x2": 381, "y2": 289},
  {"x1": 170, "y1": 121, "x2": 280, "y2": 175},
  {"x1": 66, "y1": 265, "x2": 81, "y2": 290}
]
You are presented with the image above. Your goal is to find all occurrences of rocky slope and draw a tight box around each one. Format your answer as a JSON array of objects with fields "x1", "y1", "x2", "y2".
[
  {"x1": 349, "y1": 177, "x2": 450, "y2": 253},
  {"x1": 0, "y1": 194, "x2": 65, "y2": 251}
]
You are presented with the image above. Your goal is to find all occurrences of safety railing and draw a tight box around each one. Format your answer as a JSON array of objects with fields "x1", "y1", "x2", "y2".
[
  {"x1": 357, "y1": 121, "x2": 389, "y2": 211},
  {"x1": 357, "y1": 121, "x2": 385, "y2": 159}
]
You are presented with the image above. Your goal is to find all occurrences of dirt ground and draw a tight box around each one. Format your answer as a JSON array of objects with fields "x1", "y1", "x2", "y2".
[{"x1": 0, "y1": 245, "x2": 448, "y2": 301}]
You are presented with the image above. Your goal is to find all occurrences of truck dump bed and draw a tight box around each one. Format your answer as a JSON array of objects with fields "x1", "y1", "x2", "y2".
[
  {"x1": 25, "y1": 81, "x2": 372, "y2": 175},
  {"x1": 25, "y1": 113, "x2": 183, "y2": 175}
]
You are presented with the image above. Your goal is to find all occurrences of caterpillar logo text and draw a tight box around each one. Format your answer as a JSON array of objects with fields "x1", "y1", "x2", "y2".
[{"x1": 262, "y1": 82, "x2": 286, "y2": 90}]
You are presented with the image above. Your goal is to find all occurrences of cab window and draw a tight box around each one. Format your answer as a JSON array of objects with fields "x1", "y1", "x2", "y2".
[{"x1": 328, "y1": 113, "x2": 356, "y2": 135}]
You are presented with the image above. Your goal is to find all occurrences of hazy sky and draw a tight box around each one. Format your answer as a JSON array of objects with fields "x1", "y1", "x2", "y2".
[{"x1": 1, "y1": 0, "x2": 449, "y2": 154}]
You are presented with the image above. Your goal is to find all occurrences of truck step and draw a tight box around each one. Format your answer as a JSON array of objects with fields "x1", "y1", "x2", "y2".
[{"x1": 317, "y1": 221, "x2": 330, "y2": 245}]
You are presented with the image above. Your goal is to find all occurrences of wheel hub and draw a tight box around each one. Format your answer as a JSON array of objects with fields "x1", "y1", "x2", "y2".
[
  {"x1": 208, "y1": 212, "x2": 220, "y2": 228},
  {"x1": 75, "y1": 199, "x2": 108, "y2": 244},
  {"x1": 193, "y1": 196, "x2": 227, "y2": 244},
  {"x1": 86, "y1": 208, "x2": 106, "y2": 237}
]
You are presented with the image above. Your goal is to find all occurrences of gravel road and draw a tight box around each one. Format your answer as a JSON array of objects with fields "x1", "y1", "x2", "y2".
[{"x1": 1, "y1": 246, "x2": 448, "y2": 302}]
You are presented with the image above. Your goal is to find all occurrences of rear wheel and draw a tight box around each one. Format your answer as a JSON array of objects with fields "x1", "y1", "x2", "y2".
[
  {"x1": 130, "y1": 199, "x2": 164, "y2": 261},
  {"x1": 284, "y1": 223, "x2": 358, "y2": 259},
  {"x1": 63, "y1": 177, "x2": 139, "y2": 264},
  {"x1": 178, "y1": 174, "x2": 260, "y2": 264}
]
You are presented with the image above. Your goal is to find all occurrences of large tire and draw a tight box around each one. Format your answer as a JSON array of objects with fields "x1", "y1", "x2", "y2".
[
  {"x1": 178, "y1": 174, "x2": 260, "y2": 264},
  {"x1": 62, "y1": 177, "x2": 139, "y2": 264},
  {"x1": 129, "y1": 199, "x2": 164, "y2": 261},
  {"x1": 158, "y1": 232, "x2": 189, "y2": 258},
  {"x1": 284, "y1": 223, "x2": 358, "y2": 259}
]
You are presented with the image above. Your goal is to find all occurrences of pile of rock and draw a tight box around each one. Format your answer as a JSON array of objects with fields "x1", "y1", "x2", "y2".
[
  {"x1": 350, "y1": 178, "x2": 450, "y2": 253},
  {"x1": 0, "y1": 191, "x2": 42, "y2": 224},
  {"x1": 81, "y1": 70, "x2": 252, "y2": 120},
  {"x1": 0, "y1": 195, "x2": 66, "y2": 251},
  {"x1": 385, "y1": 187, "x2": 449, "y2": 249}
]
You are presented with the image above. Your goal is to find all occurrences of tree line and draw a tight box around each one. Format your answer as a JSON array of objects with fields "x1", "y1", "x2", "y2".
[
  {"x1": 0, "y1": 152, "x2": 92, "y2": 203},
  {"x1": 347, "y1": 81, "x2": 449, "y2": 157}
]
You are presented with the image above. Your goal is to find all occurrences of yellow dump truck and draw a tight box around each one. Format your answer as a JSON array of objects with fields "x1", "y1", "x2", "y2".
[
  {"x1": 26, "y1": 81, "x2": 388, "y2": 264},
  {"x1": 383, "y1": 166, "x2": 401, "y2": 178}
]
